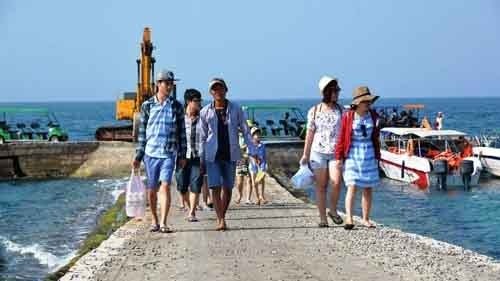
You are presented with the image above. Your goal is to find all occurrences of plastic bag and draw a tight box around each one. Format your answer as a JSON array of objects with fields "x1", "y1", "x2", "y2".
[
  {"x1": 125, "y1": 169, "x2": 146, "y2": 218},
  {"x1": 291, "y1": 164, "x2": 315, "y2": 189}
]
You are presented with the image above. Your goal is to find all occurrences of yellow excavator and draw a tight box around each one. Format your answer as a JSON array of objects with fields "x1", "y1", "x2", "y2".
[{"x1": 95, "y1": 27, "x2": 175, "y2": 142}]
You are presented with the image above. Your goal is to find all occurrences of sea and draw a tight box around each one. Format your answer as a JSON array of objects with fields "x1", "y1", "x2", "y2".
[{"x1": 0, "y1": 97, "x2": 499, "y2": 280}]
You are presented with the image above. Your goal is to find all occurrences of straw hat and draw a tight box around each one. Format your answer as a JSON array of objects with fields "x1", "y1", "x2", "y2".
[
  {"x1": 351, "y1": 86, "x2": 379, "y2": 105},
  {"x1": 318, "y1": 76, "x2": 340, "y2": 94}
]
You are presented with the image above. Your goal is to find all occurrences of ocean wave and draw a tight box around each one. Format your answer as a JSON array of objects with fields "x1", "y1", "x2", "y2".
[{"x1": 0, "y1": 236, "x2": 76, "y2": 270}]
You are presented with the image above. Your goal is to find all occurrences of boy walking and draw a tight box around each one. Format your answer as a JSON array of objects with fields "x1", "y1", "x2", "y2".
[{"x1": 133, "y1": 70, "x2": 186, "y2": 233}]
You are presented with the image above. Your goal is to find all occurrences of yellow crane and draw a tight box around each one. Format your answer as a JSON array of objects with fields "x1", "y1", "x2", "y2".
[{"x1": 96, "y1": 27, "x2": 171, "y2": 142}]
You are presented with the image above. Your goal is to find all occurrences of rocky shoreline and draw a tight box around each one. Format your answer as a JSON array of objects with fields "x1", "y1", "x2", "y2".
[{"x1": 58, "y1": 174, "x2": 500, "y2": 281}]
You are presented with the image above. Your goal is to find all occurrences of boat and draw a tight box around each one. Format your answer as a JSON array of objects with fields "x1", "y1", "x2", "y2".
[
  {"x1": 242, "y1": 104, "x2": 306, "y2": 144},
  {"x1": 0, "y1": 107, "x2": 68, "y2": 144},
  {"x1": 473, "y1": 131, "x2": 500, "y2": 177},
  {"x1": 379, "y1": 127, "x2": 482, "y2": 190}
]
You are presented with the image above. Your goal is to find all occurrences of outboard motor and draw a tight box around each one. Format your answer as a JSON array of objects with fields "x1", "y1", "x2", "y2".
[
  {"x1": 460, "y1": 160, "x2": 474, "y2": 191},
  {"x1": 433, "y1": 159, "x2": 448, "y2": 190}
]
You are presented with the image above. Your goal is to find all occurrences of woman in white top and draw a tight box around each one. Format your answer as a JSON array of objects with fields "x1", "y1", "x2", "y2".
[{"x1": 300, "y1": 76, "x2": 344, "y2": 227}]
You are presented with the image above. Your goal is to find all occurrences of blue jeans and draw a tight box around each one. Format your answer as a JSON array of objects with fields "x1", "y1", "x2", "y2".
[
  {"x1": 206, "y1": 160, "x2": 236, "y2": 189},
  {"x1": 175, "y1": 158, "x2": 203, "y2": 194}
]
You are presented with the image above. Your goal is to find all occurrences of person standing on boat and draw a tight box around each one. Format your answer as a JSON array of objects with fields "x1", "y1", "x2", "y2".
[
  {"x1": 132, "y1": 70, "x2": 187, "y2": 233},
  {"x1": 335, "y1": 86, "x2": 380, "y2": 230},
  {"x1": 300, "y1": 75, "x2": 344, "y2": 228},
  {"x1": 199, "y1": 78, "x2": 254, "y2": 231},
  {"x1": 435, "y1": 112, "x2": 444, "y2": 130},
  {"x1": 175, "y1": 89, "x2": 204, "y2": 222}
]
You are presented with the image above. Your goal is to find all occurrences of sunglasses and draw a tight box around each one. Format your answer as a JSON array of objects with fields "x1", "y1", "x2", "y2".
[
  {"x1": 325, "y1": 87, "x2": 341, "y2": 93},
  {"x1": 360, "y1": 124, "x2": 367, "y2": 137}
]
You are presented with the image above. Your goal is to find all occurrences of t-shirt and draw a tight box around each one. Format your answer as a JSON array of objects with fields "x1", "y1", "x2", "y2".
[
  {"x1": 215, "y1": 105, "x2": 230, "y2": 161},
  {"x1": 306, "y1": 104, "x2": 342, "y2": 154}
]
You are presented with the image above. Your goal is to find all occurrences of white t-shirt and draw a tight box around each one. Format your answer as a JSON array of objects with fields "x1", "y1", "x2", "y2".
[{"x1": 307, "y1": 104, "x2": 342, "y2": 154}]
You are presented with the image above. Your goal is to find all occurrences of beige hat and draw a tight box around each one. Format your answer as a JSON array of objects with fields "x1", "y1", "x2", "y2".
[
  {"x1": 250, "y1": 127, "x2": 261, "y2": 136},
  {"x1": 318, "y1": 75, "x2": 340, "y2": 94},
  {"x1": 209, "y1": 78, "x2": 228, "y2": 91},
  {"x1": 351, "y1": 86, "x2": 379, "y2": 105}
]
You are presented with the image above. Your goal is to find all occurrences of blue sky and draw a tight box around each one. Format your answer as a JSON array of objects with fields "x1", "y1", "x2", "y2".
[{"x1": 1, "y1": 0, "x2": 499, "y2": 102}]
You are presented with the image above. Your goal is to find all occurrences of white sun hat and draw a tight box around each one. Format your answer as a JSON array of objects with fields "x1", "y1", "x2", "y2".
[{"x1": 318, "y1": 75, "x2": 340, "y2": 94}]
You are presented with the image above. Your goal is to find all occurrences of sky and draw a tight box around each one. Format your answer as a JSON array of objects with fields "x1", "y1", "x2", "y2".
[{"x1": 1, "y1": 0, "x2": 499, "y2": 102}]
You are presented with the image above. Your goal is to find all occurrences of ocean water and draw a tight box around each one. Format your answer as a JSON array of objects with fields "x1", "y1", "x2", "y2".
[
  {"x1": 0, "y1": 97, "x2": 499, "y2": 280},
  {"x1": 0, "y1": 178, "x2": 127, "y2": 281}
]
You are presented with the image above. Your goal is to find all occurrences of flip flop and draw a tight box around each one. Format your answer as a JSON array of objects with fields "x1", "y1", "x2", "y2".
[
  {"x1": 344, "y1": 224, "x2": 354, "y2": 230},
  {"x1": 328, "y1": 212, "x2": 344, "y2": 225},
  {"x1": 187, "y1": 216, "x2": 199, "y2": 222},
  {"x1": 318, "y1": 222, "x2": 329, "y2": 228},
  {"x1": 159, "y1": 226, "x2": 173, "y2": 233},
  {"x1": 149, "y1": 224, "x2": 160, "y2": 232}
]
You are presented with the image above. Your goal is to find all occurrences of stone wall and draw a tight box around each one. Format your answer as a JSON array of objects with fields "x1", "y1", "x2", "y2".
[
  {"x1": 0, "y1": 141, "x2": 302, "y2": 180},
  {"x1": 0, "y1": 142, "x2": 135, "y2": 180}
]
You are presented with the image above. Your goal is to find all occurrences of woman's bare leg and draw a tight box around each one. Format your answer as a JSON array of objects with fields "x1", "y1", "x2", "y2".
[
  {"x1": 345, "y1": 185, "x2": 356, "y2": 225},
  {"x1": 314, "y1": 168, "x2": 329, "y2": 224}
]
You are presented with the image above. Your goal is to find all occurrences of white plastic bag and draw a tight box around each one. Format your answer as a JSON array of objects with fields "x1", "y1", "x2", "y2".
[
  {"x1": 291, "y1": 164, "x2": 315, "y2": 189},
  {"x1": 125, "y1": 169, "x2": 146, "y2": 218}
]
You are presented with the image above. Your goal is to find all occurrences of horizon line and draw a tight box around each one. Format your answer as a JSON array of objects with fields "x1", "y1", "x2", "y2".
[{"x1": 0, "y1": 95, "x2": 499, "y2": 103}]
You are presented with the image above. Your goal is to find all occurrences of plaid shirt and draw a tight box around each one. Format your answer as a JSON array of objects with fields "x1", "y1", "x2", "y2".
[
  {"x1": 185, "y1": 115, "x2": 201, "y2": 159},
  {"x1": 135, "y1": 95, "x2": 187, "y2": 161}
]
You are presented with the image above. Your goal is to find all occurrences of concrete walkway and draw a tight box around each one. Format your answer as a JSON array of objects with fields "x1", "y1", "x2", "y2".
[{"x1": 61, "y1": 176, "x2": 500, "y2": 281}]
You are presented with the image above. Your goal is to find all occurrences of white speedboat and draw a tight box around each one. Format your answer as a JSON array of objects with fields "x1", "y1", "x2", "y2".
[
  {"x1": 473, "y1": 133, "x2": 500, "y2": 177},
  {"x1": 379, "y1": 128, "x2": 482, "y2": 190}
]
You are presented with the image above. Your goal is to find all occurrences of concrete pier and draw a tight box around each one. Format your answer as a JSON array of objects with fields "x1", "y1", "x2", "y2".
[{"x1": 59, "y1": 176, "x2": 500, "y2": 281}]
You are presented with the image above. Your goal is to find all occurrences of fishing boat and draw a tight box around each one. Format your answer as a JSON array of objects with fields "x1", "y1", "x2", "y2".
[
  {"x1": 473, "y1": 131, "x2": 500, "y2": 177},
  {"x1": 242, "y1": 104, "x2": 306, "y2": 144},
  {"x1": 379, "y1": 127, "x2": 482, "y2": 190}
]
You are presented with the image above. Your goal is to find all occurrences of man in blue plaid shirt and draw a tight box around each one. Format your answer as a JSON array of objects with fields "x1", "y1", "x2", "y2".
[{"x1": 133, "y1": 70, "x2": 187, "y2": 233}]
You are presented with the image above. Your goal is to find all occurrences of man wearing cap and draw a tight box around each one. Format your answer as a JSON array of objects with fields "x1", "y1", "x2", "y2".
[
  {"x1": 199, "y1": 78, "x2": 254, "y2": 231},
  {"x1": 132, "y1": 70, "x2": 187, "y2": 233}
]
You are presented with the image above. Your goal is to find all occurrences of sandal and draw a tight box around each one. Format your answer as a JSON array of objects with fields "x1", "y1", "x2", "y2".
[
  {"x1": 328, "y1": 212, "x2": 344, "y2": 225},
  {"x1": 344, "y1": 224, "x2": 354, "y2": 230},
  {"x1": 149, "y1": 224, "x2": 160, "y2": 232},
  {"x1": 159, "y1": 226, "x2": 173, "y2": 233},
  {"x1": 318, "y1": 222, "x2": 329, "y2": 228},
  {"x1": 187, "y1": 216, "x2": 199, "y2": 222}
]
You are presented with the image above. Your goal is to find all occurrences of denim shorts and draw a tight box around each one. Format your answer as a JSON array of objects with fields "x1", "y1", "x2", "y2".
[
  {"x1": 144, "y1": 154, "x2": 175, "y2": 189},
  {"x1": 309, "y1": 151, "x2": 335, "y2": 170},
  {"x1": 175, "y1": 158, "x2": 203, "y2": 194},
  {"x1": 206, "y1": 160, "x2": 236, "y2": 189}
]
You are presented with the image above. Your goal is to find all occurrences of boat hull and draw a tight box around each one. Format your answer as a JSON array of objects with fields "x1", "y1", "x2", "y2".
[
  {"x1": 380, "y1": 150, "x2": 481, "y2": 189},
  {"x1": 474, "y1": 147, "x2": 500, "y2": 177}
]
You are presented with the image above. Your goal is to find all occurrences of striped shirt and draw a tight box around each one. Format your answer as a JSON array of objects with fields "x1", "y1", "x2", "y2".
[
  {"x1": 185, "y1": 115, "x2": 201, "y2": 159},
  {"x1": 135, "y1": 95, "x2": 187, "y2": 161}
]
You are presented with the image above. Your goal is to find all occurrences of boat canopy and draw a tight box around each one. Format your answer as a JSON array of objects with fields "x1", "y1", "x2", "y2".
[
  {"x1": 0, "y1": 107, "x2": 50, "y2": 114},
  {"x1": 381, "y1": 127, "x2": 466, "y2": 138}
]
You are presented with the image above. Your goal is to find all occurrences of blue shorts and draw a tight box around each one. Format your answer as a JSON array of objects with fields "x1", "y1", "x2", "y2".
[
  {"x1": 206, "y1": 160, "x2": 236, "y2": 189},
  {"x1": 249, "y1": 159, "x2": 267, "y2": 174},
  {"x1": 144, "y1": 155, "x2": 175, "y2": 189}
]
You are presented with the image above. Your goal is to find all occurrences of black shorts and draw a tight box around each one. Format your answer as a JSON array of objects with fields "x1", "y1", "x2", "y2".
[{"x1": 175, "y1": 158, "x2": 203, "y2": 194}]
